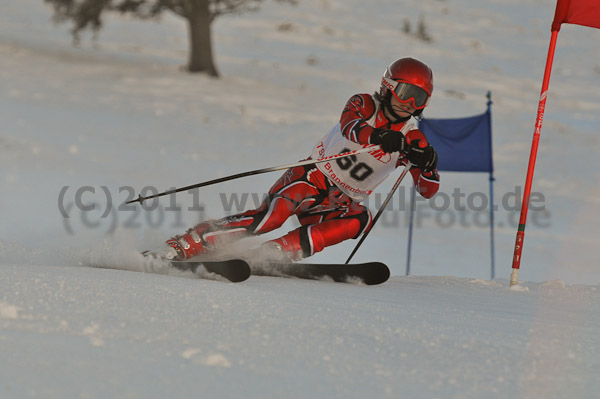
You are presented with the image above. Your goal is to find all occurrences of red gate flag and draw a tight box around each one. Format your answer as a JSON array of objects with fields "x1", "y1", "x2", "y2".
[{"x1": 552, "y1": 0, "x2": 600, "y2": 31}]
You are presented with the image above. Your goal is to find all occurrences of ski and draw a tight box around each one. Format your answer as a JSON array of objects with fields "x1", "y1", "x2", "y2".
[
  {"x1": 170, "y1": 259, "x2": 251, "y2": 283},
  {"x1": 251, "y1": 261, "x2": 390, "y2": 285}
]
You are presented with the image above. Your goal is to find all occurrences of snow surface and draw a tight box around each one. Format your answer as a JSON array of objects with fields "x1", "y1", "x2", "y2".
[{"x1": 1, "y1": 0, "x2": 600, "y2": 397}]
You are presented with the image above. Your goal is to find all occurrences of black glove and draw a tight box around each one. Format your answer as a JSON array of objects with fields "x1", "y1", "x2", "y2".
[
  {"x1": 407, "y1": 140, "x2": 438, "y2": 172},
  {"x1": 371, "y1": 129, "x2": 407, "y2": 154}
]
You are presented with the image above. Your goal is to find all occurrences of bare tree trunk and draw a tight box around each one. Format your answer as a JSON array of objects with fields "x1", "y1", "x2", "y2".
[{"x1": 186, "y1": 0, "x2": 218, "y2": 77}]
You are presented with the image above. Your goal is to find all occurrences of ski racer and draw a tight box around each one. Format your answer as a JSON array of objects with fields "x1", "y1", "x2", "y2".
[{"x1": 150, "y1": 57, "x2": 440, "y2": 262}]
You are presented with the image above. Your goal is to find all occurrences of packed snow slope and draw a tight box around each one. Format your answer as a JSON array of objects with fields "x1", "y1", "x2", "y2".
[
  {"x1": 1, "y1": 260, "x2": 600, "y2": 399},
  {"x1": 1, "y1": 0, "x2": 600, "y2": 397}
]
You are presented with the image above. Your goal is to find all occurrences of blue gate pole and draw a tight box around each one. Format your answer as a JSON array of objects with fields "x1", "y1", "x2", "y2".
[
  {"x1": 406, "y1": 184, "x2": 417, "y2": 275},
  {"x1": 489, "y1": 172, "x2": 496, "y2": 279},
  {"x1": 486, "y1": 91, "x2": 496, "y2": 280}
]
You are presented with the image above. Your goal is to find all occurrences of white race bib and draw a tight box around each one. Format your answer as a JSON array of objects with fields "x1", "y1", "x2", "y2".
[{"x1": 312, "y1": 121, "x2": 414, "y2": 201}]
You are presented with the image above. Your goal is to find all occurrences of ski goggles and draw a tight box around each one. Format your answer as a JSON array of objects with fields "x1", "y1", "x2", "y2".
[{"x1": 382, "y1": 77, "x2": 430, "y2": 109}]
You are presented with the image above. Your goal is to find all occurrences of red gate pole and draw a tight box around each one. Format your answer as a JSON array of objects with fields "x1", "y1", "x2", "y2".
[{"x1": 510, "y1": 30, "x2": 559, "y2": 286}]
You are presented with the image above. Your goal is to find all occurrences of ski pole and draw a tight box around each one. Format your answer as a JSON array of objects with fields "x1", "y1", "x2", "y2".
[
  {"x1": 345, "y1": 163, "x2": 412, "y2": 264},
  {"x1": 127, "y1": 147, "x2": 376, "y2": 205}
]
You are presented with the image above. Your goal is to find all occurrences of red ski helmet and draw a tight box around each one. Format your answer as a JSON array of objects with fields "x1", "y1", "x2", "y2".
[{"x1": 380, "y1": 57, "x2": 433, "y2": 110}]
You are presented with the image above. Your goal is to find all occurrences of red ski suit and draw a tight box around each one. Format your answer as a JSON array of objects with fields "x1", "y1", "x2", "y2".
[{"x1": 167, "y1": 93, "x2": 440, "y2": 260}]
